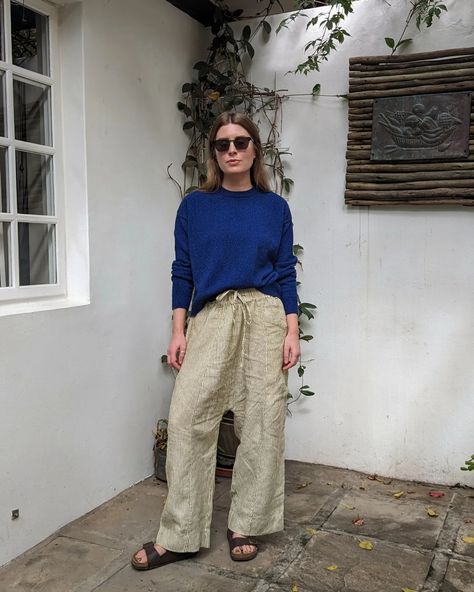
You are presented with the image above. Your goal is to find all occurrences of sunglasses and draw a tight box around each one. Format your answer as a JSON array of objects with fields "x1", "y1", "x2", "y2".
[{"x1": 213, "y1": 136, "x2": 253, "y2": 152}]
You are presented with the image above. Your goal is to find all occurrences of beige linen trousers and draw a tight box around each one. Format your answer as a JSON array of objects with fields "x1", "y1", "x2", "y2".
[{"x1": 156, "y1": 288, "x2": 288, "y2": 553}]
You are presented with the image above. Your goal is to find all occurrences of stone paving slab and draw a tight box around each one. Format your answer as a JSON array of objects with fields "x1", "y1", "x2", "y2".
[
  {"x1": 214, "y1": 478, "x2": 337, "y2": 525},
  {"x1": 324, "y1": 489, "x2": 447, "y2": 549},
  {"x1": 94, "y1": 560, "x2": 257, "y2": 592},
  {"x1": 213, "y1": 476, "x2": 232, "y2": 504},
  {"x1": 1, "y1": 462, "x2": 473, "y2": 592},
  {"x1": 284, "y1": 480, "x2": 339, "y2": 525},
  {"x1": 59, "y1": 478, "x2": 166, "y2": 550},
  {"x1": 285, "y1": 461, "x2": 457, "y2": 503},
  {"x1": 194, "y1": 508, "x2": 299, "y2": 578},
  {"x1": 0, "y1": 536, "x2": 123, "y2": 592},
  {"x1": 441, "y1": 558, "x2": 474, "y2": 592},
  {"x1": 454, "y1": 519, "x2": 474, "y2": 558},
  {"x1": 279, "y1": 530, "x2": 433, "y2": 592}
]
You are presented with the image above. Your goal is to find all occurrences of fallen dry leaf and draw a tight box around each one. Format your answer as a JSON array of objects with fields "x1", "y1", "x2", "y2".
[
  {"x1": 465, "y1": 518, "x2": 473, "y2": 523},
  {"x1": 296, "y1": 481, "x2": 312, "y2": 489},
  {"x1": 359, "y1": 485, "x2": 366, "y2": 490},
  {"x1": 429, "y1": 491, "x2": 445, "y2": 498},
  {"x1": 393, "y1": 491, "x2": 405, "y2": 498},
  {"x1": 342, "y1": 503, "x2": 356, "y2": 510},
  {"x1": 462, "y1": 536, "x2": 474, "y2": 544},
  {"x1": 368, "y1": 474, "x2": 392, "y2": 485},
  {"x1": 401, "y1": 588, "x2": 416, "y2": 592},
  {"x1": 326, "y1": 565, "x2": 338, "y2": 571},
  {"x1": 358, "y1": 540, "x2": 374, "y2": 550},
  {"x1": 426, "y1": 507, "x2": 439, "y2": 517},
  {"x1": 353, "y1": 517, "x2": 365, "y2": 526},
  {"x1": 291, "y1": 584, "x2": 299, "y2": 592},
  {"x1": 306, "y1": 528, "x2": 318, "y2": 536},
  {"x1": 326, "y1": 481, "x2": 336, "y2": 485}
]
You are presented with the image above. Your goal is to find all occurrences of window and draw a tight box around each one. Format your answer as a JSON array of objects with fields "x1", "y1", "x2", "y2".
[{"x1": 0, "y1": 0, "x2": 64, "y2": 302}]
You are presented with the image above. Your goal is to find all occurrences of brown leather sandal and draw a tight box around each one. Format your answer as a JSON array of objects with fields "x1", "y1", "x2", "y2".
[
  {"x1": 227, "y1": 528, "x2": 258, "y2": 561},
  {"x1": 131, "y1": 542, "x2": 197, "y2": 571}
]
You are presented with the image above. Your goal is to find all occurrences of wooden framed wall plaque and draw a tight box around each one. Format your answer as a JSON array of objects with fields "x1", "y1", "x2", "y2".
[{"x1": 345, "y1": 47, "x2": 474, "y2": 206}]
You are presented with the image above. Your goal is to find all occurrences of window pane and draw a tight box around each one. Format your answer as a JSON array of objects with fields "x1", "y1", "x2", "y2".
[
  {"x1": 18, "y1": 222, "x2": 56, "y2": 285},
  {"x1": 11, "y1": 2, "x2": 49, "y2": 75},
  {"x1": 0, "y1": 147, "x2": 7, "y2": 212},
  {"x1": 0, "y1": 221, "x2": 10, "y2": 286},
  {"x1": 16, "y1": 151, "x2": 53, "y2": 215},
  {"x1": 14, "y1": 78, "x2": 52, "y2": 146},
  {"x1": 0, "y1": 1, "x2": 4, "y2": 62},
  {"x1": 0, "y1": 71, "x2": 5, "y2": 137}
]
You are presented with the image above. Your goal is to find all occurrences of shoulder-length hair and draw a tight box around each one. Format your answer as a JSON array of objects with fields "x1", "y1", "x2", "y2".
[{"x1": 200, "y1": 111, "x2": 271, "y2": 192}]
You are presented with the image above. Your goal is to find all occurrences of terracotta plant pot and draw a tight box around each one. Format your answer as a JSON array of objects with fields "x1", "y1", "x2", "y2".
[
  {"x1": 154, "y1": 445, "x2": 167, "y2": 482},
  {"x1": 216, "y1": 411, "x2": 240, "y2": 478}
]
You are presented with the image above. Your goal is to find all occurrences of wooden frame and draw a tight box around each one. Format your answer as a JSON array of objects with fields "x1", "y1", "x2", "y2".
[{"x1": 345, "y1": 47, "x2": 474, "y2": 206}]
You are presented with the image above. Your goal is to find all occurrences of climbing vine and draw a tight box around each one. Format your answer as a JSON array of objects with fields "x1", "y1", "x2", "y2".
[
  {"x1": 278, "y1": 0, "x2": 448, "y2": 92},
  {"x1": 171, "y1": 0, "x2": 317, "y2": 402}
]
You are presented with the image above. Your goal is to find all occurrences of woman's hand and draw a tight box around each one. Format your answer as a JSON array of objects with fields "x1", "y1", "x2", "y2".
[
  {"x1": 282, "y1": 324, "x2": 300, "y2": 371},
  {"x1": 168, "y1": 308, "x2": 189, "y2": 370},
  {"x1": 167, "y1": 332, "x2": 187, "y2": 370}
]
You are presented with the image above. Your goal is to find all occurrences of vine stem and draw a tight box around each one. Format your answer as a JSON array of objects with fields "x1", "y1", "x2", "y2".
[{"x1": 391, "y1": 0, "x2": 418, "y2": 55}]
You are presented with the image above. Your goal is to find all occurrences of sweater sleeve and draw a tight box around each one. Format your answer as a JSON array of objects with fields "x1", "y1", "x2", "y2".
[
  {"x1": 275, "y1": 201, "x2": 298, "y2": 315},
  {"x1": 171, "y1": 199, "x2": 194, "y2": 310}
]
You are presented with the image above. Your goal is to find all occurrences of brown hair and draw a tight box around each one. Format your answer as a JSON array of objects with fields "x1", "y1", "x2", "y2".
[{"x1": 200, "y1": 111, "x2": 271, "y2": 192}]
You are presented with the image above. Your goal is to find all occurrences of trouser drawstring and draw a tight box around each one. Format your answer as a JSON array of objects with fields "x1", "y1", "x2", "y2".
[{"x1": 215, "y1": 290, "x2": 252, "y2": 369}]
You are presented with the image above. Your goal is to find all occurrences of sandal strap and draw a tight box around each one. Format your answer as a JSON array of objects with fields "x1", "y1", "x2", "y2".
[
  {"x1": 143, "y1": 541, "x2": 160, "y2": 567},
  {"x1": 229, "y1": 536, "x2": 257, "y2": 551}
]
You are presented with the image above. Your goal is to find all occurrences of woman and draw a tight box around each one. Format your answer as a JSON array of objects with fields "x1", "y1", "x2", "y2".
[{"x1": 132, "y1": 111, "x2": 300, "y2": 570}]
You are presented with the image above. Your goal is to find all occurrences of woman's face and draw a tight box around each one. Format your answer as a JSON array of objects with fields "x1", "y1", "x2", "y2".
[{"x1": 214, "y1": 123, "x2": 256, "y2": 179}]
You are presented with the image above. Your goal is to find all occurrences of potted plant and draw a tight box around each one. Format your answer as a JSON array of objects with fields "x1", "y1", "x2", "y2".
[
  {"x1": 153, "y1": 418, "x2": 168, "y2": 482},
  {"x1": 216, "y1": 410, "x2": 240, "y2": 477}
]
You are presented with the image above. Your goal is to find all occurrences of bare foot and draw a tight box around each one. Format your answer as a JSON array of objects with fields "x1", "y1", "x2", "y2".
[
  {"x1": 232, "y1": 532, "x2": 256, "y2": 555},
  {"x1": 133, "y1": 543, "x2": 167, "y2": 566}
]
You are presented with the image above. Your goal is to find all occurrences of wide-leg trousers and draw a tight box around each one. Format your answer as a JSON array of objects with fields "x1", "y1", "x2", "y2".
[{"x1": 156, "y1": 288, "x2": 288, "y2": 552}]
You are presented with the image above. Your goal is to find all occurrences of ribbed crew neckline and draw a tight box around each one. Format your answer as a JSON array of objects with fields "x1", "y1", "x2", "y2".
[{"x1": 220, "y1": 186, "x2": 257, "y2": 198}]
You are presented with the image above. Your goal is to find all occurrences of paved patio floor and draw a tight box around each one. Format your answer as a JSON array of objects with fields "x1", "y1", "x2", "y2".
[{"x1": 1, "y1": 461, "x2": 473, "y2": 591}]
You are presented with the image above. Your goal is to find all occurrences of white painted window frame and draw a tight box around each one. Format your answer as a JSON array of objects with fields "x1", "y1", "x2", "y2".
[{"x1": 0, "y1": 0, "x2": 65, "y2": 303}]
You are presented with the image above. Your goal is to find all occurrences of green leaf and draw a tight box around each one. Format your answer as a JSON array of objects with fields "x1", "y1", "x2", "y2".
[
  {"x1": 396, "y1": 38, "x2": 412, "y2": 48},
  {"x1": 385, "y1": 37, "x2": 395, "y2": 49},
  {"x1": 300, "y1": 389, "x2": 315, "y2": 396},
  {"x1": 293, "y1": 244, "x2": 304, "y2": 256},
  {"x1": 247, "y1": 42, "x2": 255, "y2": 59},
  {"x1": 193, "y1": 61, "x2": 208, "y2": 71},
  {"x1": 262, "y1": 20, "x2": 271, "y2": 35},
  {"x1": 297, "y1": 366, "x2": 305, "y2": 377},
  {"x1": 184, "y1": 185, "x2": 199, "y2": 195},
  {"x1": 312, "y1": 83, "x2": 321, "y2": 95},
  {"x1": 182, "y1": 159, "x2": 198, "y2": 169},
  {"x1": 161, "y1": 354, "x2": 168, "y2": 364},
  {"x1": 177, "y1": 101, "x2": 187, "y2": 111},
  {"x1": 183, "y1": 121, "x2": 194, "y2": 130},
  {"x1": 282, "y1": 177, "x2": 294, "y2": 194},
  {"x1": 300, "y1": 335, "x2": 314, "y2": 342},
  {"x1": 242, "y1": 25, "x2": 251, "y2": 40},
  {"x1": 181, "y1": 83, "x2": 193, "y2": 93}
]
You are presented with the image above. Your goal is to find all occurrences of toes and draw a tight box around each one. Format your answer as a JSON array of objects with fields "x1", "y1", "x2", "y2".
[
  {"x1": 133, "y1": 550, "x2": 146, "y2": 563},
  {"x1": 234, "y1": 544, "x2": 255, "y2": 554}
]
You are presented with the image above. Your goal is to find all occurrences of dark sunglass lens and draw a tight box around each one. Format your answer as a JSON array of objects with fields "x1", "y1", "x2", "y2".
[
  {"x1": 215, "y1": 139, "x2": 230, "y2": 152},
  {"x1": 234, "y1": 137, "x2": 251, "y2": 150}
]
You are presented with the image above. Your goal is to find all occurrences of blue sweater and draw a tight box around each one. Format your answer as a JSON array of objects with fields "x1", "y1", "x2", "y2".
[{"x1": 171, "y1": 186, "x2": 298, "y2": 317}]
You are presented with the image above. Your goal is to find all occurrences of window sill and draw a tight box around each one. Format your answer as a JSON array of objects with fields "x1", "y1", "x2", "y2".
[{"x1": 0, "y1": 295, "x2": 90, "y2": 318}]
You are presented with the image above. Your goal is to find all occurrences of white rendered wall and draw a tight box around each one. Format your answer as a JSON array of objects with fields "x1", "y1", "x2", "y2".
[
  {"x1": 0, "y1": 0, "x2": 204, "y2": 567},
  {"x1": 237, "y1": 0, "x2": 474, "y2": 487}
]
